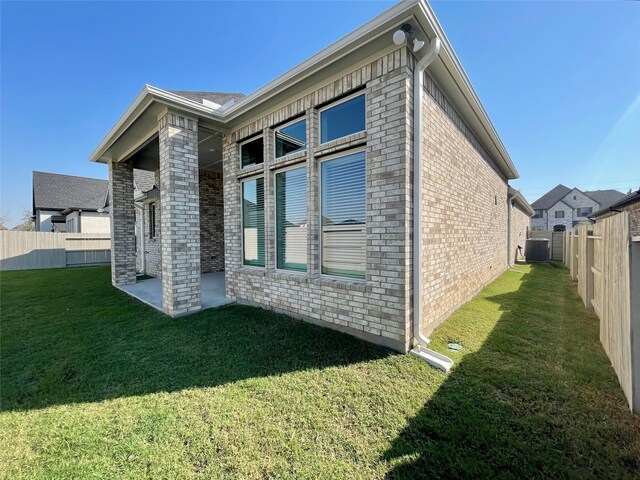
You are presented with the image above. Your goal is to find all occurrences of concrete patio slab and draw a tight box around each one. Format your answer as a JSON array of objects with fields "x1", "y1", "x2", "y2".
[{"x1": 117, "y1": 272, "x2": 230, "y2": 313}]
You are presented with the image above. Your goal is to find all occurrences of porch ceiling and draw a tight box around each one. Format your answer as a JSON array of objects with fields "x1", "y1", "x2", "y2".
[{"x1": 129, "y1": 127, "x2": 223, "y2": 173}]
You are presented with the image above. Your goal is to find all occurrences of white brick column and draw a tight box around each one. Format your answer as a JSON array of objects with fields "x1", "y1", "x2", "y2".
[
  {"x1": 158, "y1": 110, "x2": 201, "y2": 316},
  {"x1": 109, "y1": 160, "x2": 136, "y2": 286}
]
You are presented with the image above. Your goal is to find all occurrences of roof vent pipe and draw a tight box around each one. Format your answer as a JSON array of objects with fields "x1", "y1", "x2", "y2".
[{"x1": 409, "y1": 36, "x2": 454, "y2": 372}]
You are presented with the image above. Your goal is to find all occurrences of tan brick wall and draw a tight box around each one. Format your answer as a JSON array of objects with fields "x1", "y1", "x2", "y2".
[
  {"x1": 510, "y1": 203, "x2": 531, "y2": 263},
  {"x1": 420, "y1": 74, "x2": 509, "y2": 334},
  {"x1": 223, "y1": 47, "x2": 414, "y2": 352},
  {"x1": 199, "y1": 171, "x2": 225, "y2": 273}
]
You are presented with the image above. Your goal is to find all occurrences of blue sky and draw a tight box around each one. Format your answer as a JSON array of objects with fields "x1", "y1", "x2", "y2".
[{"x1": 1, "y1": 1, "x2": 639, "y2": 227}]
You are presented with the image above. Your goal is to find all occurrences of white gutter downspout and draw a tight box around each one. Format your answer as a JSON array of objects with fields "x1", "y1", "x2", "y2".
[
  {"x1": 409, "y1": 37, "x2": 454, "y2": 373},
  {"x1": 507, "y1": 192, "x2": 516, "y2": 267},
  {"x1": 134, "y1": 203, "x2": 145, "y2": 274}
]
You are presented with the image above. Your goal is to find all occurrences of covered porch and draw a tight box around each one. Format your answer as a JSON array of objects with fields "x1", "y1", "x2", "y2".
[
  {"x1": 118, "y1": 272, "x2": 230, "y2": 312},
  {"x1": 90, "y1": 88, "x2": 240, "y2": 317}
]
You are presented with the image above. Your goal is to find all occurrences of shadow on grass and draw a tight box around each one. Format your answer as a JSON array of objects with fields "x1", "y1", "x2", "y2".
[
  {"x1": 383, "y1": 263, "x2": 640, "y2": 478},
  {"x1": 0, "y1": 267, "x2": 391, "y2": 412}
]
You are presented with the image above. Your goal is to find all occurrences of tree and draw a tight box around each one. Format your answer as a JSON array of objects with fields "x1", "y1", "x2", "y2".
[
  {"x1": 0, "y1": 213, "x2": 7, "y2": 230},
  {"x1": 13, "y1": 209, "x2": 35, "y2": 231}
]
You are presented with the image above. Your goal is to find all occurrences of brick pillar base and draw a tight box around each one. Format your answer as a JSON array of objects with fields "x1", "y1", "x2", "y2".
[
  {"x1": 159, "y1": 110, "x2": 201, "y2": 316},
  {"x1": 109, "y1": 160, "x2": 136, "y2": 286}
]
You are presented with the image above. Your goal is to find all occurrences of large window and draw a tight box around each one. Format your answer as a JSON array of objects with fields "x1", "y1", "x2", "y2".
[
  {"x1": 533, "y1": 209, "x2": 544, "y2": 219},
  {"x1": 276, "y1": 167, "x2": 307, "y2": 271},
  {"x1": 275, "y1": 119, "x2": 306, "y2": 158},
  {"x1": 242, "y1": 178, "x2": 265, "y2": 267},
  {"x1": 321, "y1": 151, "x2": 366, "y2": 279},
  {"x1": 554, "y1": 210, "x2": 564, "y2": 219},
  {"x1": 577, "y1": 207, "x2": 593, "y2": 217},
  {"x1": 320, "y1": 94, "x2": 365, "y2": 144},
  {"x1": 241, "y1": 137, "x2": 264, "y2": 169}
]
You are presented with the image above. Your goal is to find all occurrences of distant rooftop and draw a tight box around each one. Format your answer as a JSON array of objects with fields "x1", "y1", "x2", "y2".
[
  {"x1": 531, "y1": 184, "x2": 625, "y2": 210},
  {"x1": 33, "y1": 171, "x2": 108, "y2": 212}
]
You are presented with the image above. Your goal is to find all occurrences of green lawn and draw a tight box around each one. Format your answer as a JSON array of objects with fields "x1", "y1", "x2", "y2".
[{"x1": 1, "y1": 264, "x2": 638, "y2": 479}]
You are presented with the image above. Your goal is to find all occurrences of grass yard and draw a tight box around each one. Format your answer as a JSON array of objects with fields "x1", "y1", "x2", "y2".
[{"x1": 1, "y1": 264, "x2": 639, "y2": 479}]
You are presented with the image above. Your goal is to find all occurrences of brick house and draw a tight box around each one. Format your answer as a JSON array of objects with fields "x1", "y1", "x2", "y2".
[
  {"x1": 90, "y1": 0, "x2": 533, "y2": 363},
  {"x1": 531, "y1": 184, "x2": 625, "y2": 232}
]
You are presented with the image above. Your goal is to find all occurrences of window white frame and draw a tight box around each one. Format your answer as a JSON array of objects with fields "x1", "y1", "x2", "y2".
[
  {"x1": 274, "y1": 163, "x2": 308, "y2": 273},
  {"x1": 318, "y1": 146, "x2": 367, "y2": 281},
  {"x1": 318, "y1": 91, "x2": 366, "y2": 146},
  {"x1": 239, "y1": 135, "x2": 264, "y2": 170},
  {"x1": 274, "y1": 116, "x2": 307, "y2": 160},
  {"x1": 240, "y1": 175, "x2": 265, "y2": 269}
]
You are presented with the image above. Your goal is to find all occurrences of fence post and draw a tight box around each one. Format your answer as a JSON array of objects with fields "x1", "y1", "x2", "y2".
[
  {"x1": 630, "y1": 238, "x2": 640, "y2": 414},
  {"x1": 584, "y1": 235, "x2": 594, "y2": 310}
]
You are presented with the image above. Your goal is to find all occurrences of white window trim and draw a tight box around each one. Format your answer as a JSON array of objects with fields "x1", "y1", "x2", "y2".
[
  {"x1": 240, "y1": 175, "x2": 266, "y2": 269},
  {"x1": 274, "y1": 163, "x2": 308, "y2": 274},
  {"x1": 318, "y1": 146, "x2": 367, "y2": 281},
  {"x1": 239, "y1": 135, "x2": 264, "y2": 170},
  {"x1": 274, "y1": 116, "x2": 307, "y2": 160},
  {"x1": 318, "y1": 91, "x2": 366, "y2": 146}
]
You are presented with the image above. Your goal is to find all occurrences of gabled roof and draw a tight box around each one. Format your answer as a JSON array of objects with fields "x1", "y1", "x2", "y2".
[
  {"x1": 133, "y1": 169, "x2": 156, "y2": 193},
  {"x1": 591, "y1": 188, "x2": 640, "y2": 218},
  {"x1": 531, "y1": 184, "x2": 626, "y2": 210},
  {"x1": 32, "y1": 171, "x2": 108, "y2": 212},
  {"x1": 530, "y1": 184, "x2": 571, "y2": 210},
  {"x1": 168, "y1": 91, "x2": 245, "y2": 107},
  {"x1": 582, "y1": 189, "x2": 626, "y2": 207}
]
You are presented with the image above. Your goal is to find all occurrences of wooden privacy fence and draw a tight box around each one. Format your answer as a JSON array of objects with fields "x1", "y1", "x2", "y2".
[
  {"x1": 564, "y1": 213, "x2": 640, "y2": 413},
  {"x1": 0, "y1": 231, "x2": 111, "y2": 271},
  {"x1": 528, "y1": 230, "x2": 564, "y2": 261}
]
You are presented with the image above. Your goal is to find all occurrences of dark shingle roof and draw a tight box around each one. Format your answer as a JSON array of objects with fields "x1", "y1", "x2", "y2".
[
  {"x1": 582, "y1": 189, "x2": 626, "y2": 207},
  {"x1": 530, "y1": 184, "x2": 571, "y2": 210},
  {"x1": 33, "y1": 171, "x2": 108, "y2": 212},
  {"x1": 168, "y1": 91, "x2": 245, "y2": 107},
  {"x1": 134, "y1": 169, "x2": 156, "y2": 193},
  {"x1": 531, "y1": 184, "x2": 626, "y2": 210}
]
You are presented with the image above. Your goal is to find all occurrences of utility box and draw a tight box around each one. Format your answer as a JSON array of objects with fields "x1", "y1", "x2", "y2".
[{"x1": 526, "y1": 238, "x2": 550, "y2": 263}]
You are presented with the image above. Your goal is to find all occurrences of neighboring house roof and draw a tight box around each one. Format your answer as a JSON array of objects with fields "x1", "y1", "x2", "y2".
[
  {"x1": 531, "y1": 184, "x2": 625, "y2": 210},
  {"x1": 134, "y1": 169, "x2": 156, "y2": 193},
  {"x1": 591, "y1": 189, "x2": 640, "y2": 218},
  {"x1": 530, "y1": 184, "x2": 571, "y2": 210},
  {"x1": 582, "y1": 189, "x2": 626, "y2": 207},
  {"x1": 90, "y1": 0, "x2": 519, "y2": 180},
  {"x1": 168, "y1": 91, "x2": 245, "y2": 107},
  {"x1": 32, "y1": 171, "x2": 108, "y2": 213}
]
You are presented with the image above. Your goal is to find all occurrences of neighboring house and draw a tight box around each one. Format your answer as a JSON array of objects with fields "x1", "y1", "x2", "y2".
[
  {"x1": 90, "y1": 0, "x2": 534, "y2": 355},
  {"x1": 531, "y1": 184, "x2": 625, "y2": 232},
  {"x1": 32, "y1": 171, "x2": 110, "y2": 233},
  {"x1": 591, "y1": 188, "x2": 640, "y2": 237}
]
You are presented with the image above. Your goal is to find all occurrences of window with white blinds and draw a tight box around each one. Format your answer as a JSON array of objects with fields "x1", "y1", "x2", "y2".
[
  {"x1": 321, "y1": 151, "x2": 366, "y2": 279},
  {"x1": 276, "y1": 167, "x2": 307, "y2": 271},
  {"x1": 242, "y1": 177, "x2": 265, "y2": 267}
]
